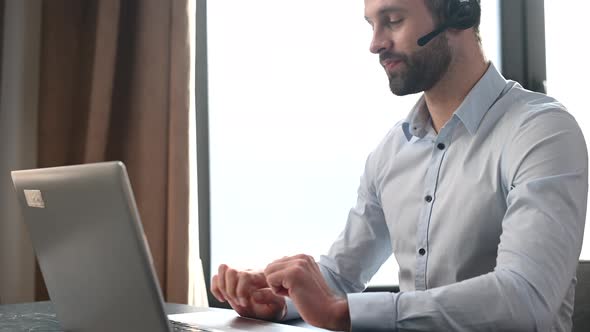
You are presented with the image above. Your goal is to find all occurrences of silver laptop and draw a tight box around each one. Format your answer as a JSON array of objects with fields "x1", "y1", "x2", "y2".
[{"x1": 11, "y1": 161, "x2": 305, "y2": 332}]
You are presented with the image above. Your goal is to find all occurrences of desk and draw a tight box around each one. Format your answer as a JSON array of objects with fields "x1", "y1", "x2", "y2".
[{"x1": 0, "y1": 302, "x2": 328, "y2": 331}]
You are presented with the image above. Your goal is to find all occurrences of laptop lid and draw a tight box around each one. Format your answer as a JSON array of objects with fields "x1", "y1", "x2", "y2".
[{"x1": 12, "y1": 161, "x2": 171, "y2": 332}]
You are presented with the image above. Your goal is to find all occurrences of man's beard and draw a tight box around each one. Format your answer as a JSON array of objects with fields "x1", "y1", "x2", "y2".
[{"x1": 382, "y1": 35, "x2": 452, "y2": 96}]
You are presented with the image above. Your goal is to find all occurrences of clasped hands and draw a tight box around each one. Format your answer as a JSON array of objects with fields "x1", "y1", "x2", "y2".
[{"x1": 211, "y1": 254, "x2": 350, "y2": 331}]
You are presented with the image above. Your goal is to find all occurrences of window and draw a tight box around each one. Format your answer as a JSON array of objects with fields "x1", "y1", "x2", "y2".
[
  {"x1": 202, "y1": 0, "x2": 502, "y2": 290},
  {"x1": 545, "y1": 2, "x2": 590, "y2": 259}
]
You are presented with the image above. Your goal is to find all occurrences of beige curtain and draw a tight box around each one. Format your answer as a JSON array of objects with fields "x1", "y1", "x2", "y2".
[
  {"x1": 0, "y1": 0, "x2": 41, "y2": 304},
  {"x1": 35, "y1": 0, "x2": 190, "y2": 304}
]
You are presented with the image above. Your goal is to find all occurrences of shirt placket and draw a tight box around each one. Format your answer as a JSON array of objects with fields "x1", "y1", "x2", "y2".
[{"x1": 414, "y1": 120, "x2": 456, "y2": 291}]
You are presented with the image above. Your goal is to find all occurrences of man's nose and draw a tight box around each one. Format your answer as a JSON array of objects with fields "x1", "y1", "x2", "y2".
[{"x1": 370, "y1": 30, "x2": 392, "y2": 54}]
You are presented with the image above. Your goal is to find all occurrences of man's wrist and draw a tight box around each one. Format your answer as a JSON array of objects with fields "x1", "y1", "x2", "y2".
[{"x1": 328, "y1": 297, "x2": 351, "y2": 331}]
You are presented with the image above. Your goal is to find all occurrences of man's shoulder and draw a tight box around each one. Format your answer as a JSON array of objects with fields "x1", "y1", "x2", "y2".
[
  {"x1": 499, "y1": 82, "x2": 570, "y2": 122},
  {"x1": 362, "y1": 119, "x2": 409, "y2": 173}
]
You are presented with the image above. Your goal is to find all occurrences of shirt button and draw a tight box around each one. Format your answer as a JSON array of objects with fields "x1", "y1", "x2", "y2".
[
  {"x1": 425, "y1": 195, "x2": 433, "y2": 203},
  {"x1": 437, "y1": 143, "x2": 446, "y2": 150},
  {"x1": 419, "y1": 248, "x2": 426, "y2": 256}
]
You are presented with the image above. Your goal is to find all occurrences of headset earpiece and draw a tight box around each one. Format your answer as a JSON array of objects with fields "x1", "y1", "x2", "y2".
[
  {"x1": 417, "y1": 0, "x2": 480, "y2": 46},
  {"x1": 446, "y1": 0, "x2": 480, "y2": 30}
]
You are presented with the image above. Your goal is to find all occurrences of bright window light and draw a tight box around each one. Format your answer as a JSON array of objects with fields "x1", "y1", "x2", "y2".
[
  {"x1": 204, "y1": 0, "x2": 501, "y2": 286},
  {"x1": 545, "y1": 2, "x2": 590, "y2": 260}
]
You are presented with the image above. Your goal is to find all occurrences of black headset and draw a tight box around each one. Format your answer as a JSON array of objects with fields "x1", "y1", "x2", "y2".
[{"x1": 417, "y1": 0, "x2": 481, "y2": 47}]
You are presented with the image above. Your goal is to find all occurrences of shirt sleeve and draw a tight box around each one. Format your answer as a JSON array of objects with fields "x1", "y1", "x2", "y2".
[
  {"x1": 321, "y1": 108, "x2": 586, "y2": 331},
  {"x1": 319, "y1": 149, "x2": 393, "y2": 295}
]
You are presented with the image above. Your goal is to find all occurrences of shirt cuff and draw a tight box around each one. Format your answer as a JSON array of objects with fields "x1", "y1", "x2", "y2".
[
  {"x1": 347, "y1": 292, "x2": 398, "y2": 331},
  {"x1": 280, "y1": 297, "x2": 301, "y2": 321}
]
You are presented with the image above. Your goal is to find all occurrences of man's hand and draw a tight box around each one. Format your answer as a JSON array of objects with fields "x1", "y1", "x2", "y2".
[
  {"x1": 264, "y1": 254, "x2": 351, "y2": 331},
  {"x1": 211, "y1": 264, "x2": 286, "y2": 321}
]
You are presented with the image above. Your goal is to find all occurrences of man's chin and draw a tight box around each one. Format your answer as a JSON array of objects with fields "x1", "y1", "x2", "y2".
[
  {"x1": 390, "y1": 90, "x2": 411, "y2": 96},
  {"x1": 388, "y1": 79, "x2": 409, "y2": 96}
]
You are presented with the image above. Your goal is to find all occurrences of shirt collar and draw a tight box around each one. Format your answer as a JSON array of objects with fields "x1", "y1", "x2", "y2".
[{"x1": 402, "y1": 62, "x2": 507, "y2": 141}]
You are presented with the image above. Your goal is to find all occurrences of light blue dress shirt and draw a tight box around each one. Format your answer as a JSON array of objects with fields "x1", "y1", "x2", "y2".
[{"x1": 285, "y1": 63, "x2": 588, "y2": 331}]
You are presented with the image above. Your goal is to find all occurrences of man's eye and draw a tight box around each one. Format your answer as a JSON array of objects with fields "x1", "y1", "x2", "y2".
[{"x1": 388, "y1": 19, "x2": 404, "y2": 26}]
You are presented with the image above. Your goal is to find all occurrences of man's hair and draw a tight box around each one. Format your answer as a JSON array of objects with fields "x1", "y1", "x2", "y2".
[{"x1": 424, "y1": 0, "x2": 482, "y2": 43}]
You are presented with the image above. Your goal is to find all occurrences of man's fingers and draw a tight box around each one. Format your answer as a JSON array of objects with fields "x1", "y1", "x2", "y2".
[
  {"x1": 264, "y1": 260, "x2": 294, "y2": 276},
  {"x1": 265, "y1": 255, "x2": 311, "y2": 285},
  {"x1": 210, "y1": 275, "x2": 226, "y2": 302},
  {"x1": 224, "y1": 267, "x2": 239, "y2": 302},
  {"x1": 251, "y1": 288, "x2": 284, "y2": 306},
  {"x1": 227, "y1": 298, "x2": 250, "y2": 317},
  {"x1": 251, "y1": 288, "x2": 287, "y2": 321},
  {"x1": 214, "y1": 266, "x2": 270, "y2": 308},
  {"x1": 213, "y1": 264, "x2": 289, "y2": 321},
  {"x1": 264, "y1": 255, "x2": 320, "y2": 298},
  {"x1": 217, "y1": 264, "x2": 228, "y2": 297},
  {"x1": 235, "y1": 272, "x2": 257, "y2": 307},
  {"x1": 265, "y1": 268, "x2": 294, "y2": 297},
  {"x1": 265, "y1": 254, "x2": 314, "y2": 276},
  {"x1": 249, "y1": 271, "x2": 270, "y2": 288}
]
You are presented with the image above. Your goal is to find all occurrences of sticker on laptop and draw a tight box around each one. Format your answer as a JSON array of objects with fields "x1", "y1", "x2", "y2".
[{"x1": 24, "y1": 190, "x2": 45, "y2": 208}]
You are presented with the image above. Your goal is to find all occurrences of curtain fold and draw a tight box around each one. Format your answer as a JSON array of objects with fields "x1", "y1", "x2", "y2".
[
  {"x1": 166, "y1": 0, "x2": 191, "y2": 303},
  {"x1": 0, "y1": 0, "x2": 41, "y2": 304},
  {"x1": 36, "y1": 0, "x2": 190, "y2": 304},
  {"x1": 83, "y1": 0, "x2": 119, "y2": 162}
]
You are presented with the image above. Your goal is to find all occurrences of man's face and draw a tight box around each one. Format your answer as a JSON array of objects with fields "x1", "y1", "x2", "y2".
[{"x1": 364, "y1": 0, "x2": 452, "y2": 95}]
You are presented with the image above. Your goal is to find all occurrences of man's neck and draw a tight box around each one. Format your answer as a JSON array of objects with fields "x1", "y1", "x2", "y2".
[{"x1": 424, "y1": 50, "x2": 489, "y2": 133}]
